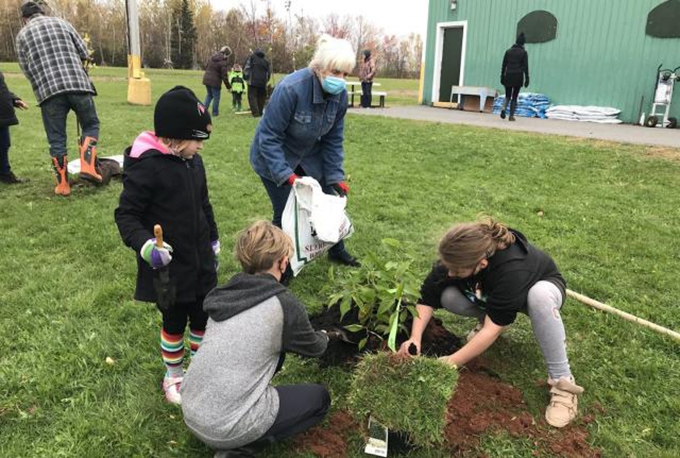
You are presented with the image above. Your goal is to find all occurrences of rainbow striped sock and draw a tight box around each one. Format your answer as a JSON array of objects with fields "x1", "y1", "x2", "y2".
[
  {"x1": 161, "y1": 329, "x2": 184, "y2": 378},
  {"x1": 189, "y1": 329, "x2": 205, "y2": 358}
]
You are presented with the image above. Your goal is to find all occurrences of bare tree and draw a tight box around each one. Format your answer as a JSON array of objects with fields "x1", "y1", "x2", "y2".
[
  {"x1": 321, "y1": 12, "x2": 354, "y2": 39},
  {"x1": 0, "y1": 0, "x2": 421, "y2": 78}
]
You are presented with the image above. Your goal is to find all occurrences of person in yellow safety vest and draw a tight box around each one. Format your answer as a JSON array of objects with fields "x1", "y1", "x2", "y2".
[{"x1": 228, "y1": 64, "x2": 246, "y2": 112}]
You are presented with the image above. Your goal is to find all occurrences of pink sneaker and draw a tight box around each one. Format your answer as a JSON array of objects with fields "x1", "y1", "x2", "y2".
[{"x1": 162, "y1": 375, "x2": 183, "y2": 405}]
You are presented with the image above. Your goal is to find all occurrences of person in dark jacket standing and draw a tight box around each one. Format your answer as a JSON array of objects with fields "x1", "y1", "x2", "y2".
[
  {"x1": 202, "y1": 46, "x2": 231, "y2": 117},
  {"x1": 398, "y1": 218, "x2": 583, "y2": 429},
  {"x1": 16, "y1": 1, "x2": 103, "y2": 196},
  {"x1": 115, "y1": 86, "x2": 220, "y2": 406},
  {"x1": 182, "y1": 220, "x2": 334, "y2": 456},
  {"x1": 358, "y1": 49, "x2": 376, "y2": 108},
  {"x1": 243, "y1": 48, "x2": 271, "y2": 117},
  {"x1": 0, "y1": 70, "x2": 29, "y2": 184},
  {"x1": 500, "y1": 32, "x2": 529, "y2": 121}
]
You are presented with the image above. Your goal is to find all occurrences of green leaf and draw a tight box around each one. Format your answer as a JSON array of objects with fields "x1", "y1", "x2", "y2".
[
  {"x1": 374, "y1": 324, "x2": 389, "y2": 334},
  {"x1": 377, "y1": 300, "x2": 394, "y2": 316},
  {"x1": 358, "y1": 287, "x2": 376, "y2": 304},
  {"x1": 358, "y1": 337, "x2": 368, "y2": 350},
  {"x1": 387, "y1": 299, "x2": 402, "y2": 352},
  {"x1": 339, "y1": 296, "x2": 352, "y2": 321},
  {"x1": 327, "y1": 292, "x2": 343, "y2": 305},
  {"x1": 344, "y1": 324, "x2": 364, "y2": 333}
]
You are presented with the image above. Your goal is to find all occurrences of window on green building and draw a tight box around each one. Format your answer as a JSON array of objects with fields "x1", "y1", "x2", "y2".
[
  {"x1": 646, "y1": 0, "x2": 680, "y2": 39},
  {"x1": 516, "y1": 10, "x2": 558, "y2": 43}
]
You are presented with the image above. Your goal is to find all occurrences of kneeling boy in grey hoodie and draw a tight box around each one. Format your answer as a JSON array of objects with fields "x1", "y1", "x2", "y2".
[{"x1": 181, "y1": 221, "x2": 330, "y2": 455}]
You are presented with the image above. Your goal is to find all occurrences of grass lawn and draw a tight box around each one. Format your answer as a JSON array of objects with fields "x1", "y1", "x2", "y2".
[{"x1": 1, "y1": 64, "x2": 679, "y2": 457}]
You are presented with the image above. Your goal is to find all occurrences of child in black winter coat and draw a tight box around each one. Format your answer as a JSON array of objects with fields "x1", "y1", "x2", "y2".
[
  {"x1": 0, "y1": 71, "x2": 28, "y2": 184},
  {"x1": 114, "y1": 86, "x2": 220, "y2": 405}
]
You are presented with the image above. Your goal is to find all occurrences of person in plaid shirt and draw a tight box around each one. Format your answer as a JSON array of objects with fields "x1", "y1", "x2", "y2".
[{"x1": 16, "y1": 1, "x2": 103, "y2": 196}]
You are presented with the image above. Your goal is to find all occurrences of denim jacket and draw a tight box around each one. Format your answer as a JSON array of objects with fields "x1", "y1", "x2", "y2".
[{"x1": 250, "y1": 68, "x2": 347, "y2": 186}]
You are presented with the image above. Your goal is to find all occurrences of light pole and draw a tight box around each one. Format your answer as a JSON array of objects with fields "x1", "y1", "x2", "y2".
[
  {"x1": 126, "y1": 0, "x2": 151, "y2": 105},
  {"x1": 285, "y1": 0, "x2": 293, "y2": 70}
]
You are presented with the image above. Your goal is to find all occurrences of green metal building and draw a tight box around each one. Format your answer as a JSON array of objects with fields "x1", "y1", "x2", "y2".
[{"x1": 423, "y1": 0, "x2": 680, "y2": 123}]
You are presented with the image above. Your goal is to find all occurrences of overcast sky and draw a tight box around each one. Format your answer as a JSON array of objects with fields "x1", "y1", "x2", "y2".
[{"x1": 209, "y1": 0, "x2": 429, "y2": 38}]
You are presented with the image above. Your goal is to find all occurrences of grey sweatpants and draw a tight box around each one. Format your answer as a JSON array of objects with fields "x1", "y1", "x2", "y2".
[{"x1": 441, "y1": 281, "x2": 572, "y2": 380}]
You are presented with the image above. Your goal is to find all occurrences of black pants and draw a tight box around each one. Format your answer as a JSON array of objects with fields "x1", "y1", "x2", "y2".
[
  {"x1": 232, "y1": 92, "x2": 243, "y2": 109},
  {"x1": 160, "y1": 298, "x2": 208, "y2": 334},
  {"x1": 253, "y1": 384, "x2": 330, "y2": 446},
  {"x1": 504, "y1": 85, "x2": 521, "y2": 115},
  {"x1": 248, "y1": 85, "x2": 267, "y2": 117},
  {"x1": 361, "y1": 81, "x2": 373, "y2": 108},
  {"x1": 0, "y1": 126, "x2": 11, "y2": 175}
]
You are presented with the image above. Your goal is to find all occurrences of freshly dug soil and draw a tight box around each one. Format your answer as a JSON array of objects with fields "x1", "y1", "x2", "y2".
[
  {"x1": 303, "y1": 305, "x2": 599, "y2": 457},
  {"x1": 296, "y1": 363, "x2": 600, "y2": 457},
  {"x1": 294, "y1": 410, "x2": 358, "y2": 458},
  {"x1": 444, "y1": 363, "x2": 602, "y2": 457},
  {"x1": 309, "y1": 304, "x2": 463, "y2": 367}
]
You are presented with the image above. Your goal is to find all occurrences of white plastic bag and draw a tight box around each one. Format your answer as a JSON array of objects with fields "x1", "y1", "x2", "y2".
[
  {"x1": 282, "y1": 176, "x2": 354, "y2": 276},
  {"x1": 67, "y1": 154, "x2": 124, "y2": 174}
]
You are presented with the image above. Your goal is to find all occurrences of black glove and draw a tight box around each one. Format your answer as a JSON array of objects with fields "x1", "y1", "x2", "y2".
[
  {"x1": 331, "y1": 181, "x2": 349, "y2": 197},
  {"x1": 524, "y1": 76, "x2": 530, "y2": 88},
  {"x1": 321, "y1": 327, "x2": 351, "y2": 342}
]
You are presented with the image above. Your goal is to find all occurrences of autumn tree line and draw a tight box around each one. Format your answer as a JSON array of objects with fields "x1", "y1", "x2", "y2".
[{"x1": 0, "y1": 0, "x2": 423, "y2": 78}]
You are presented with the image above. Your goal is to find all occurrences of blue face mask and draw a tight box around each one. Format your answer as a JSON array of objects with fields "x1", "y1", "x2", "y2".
[{"x1": 322, "y1": 76, "x2": 346, "y2": 95}]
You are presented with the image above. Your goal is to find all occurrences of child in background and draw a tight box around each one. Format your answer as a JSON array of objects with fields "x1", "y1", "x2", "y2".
[
  {"x1": 228, "y1": 64, "x2": 245, "y2": 112},
  {"x1": 181, "y1": 221, "x2": 333, "y2": 456},
  {"x1": 115, "y1": 86, "x2": 220, "y2": 405},
  {"x1": 0, "y1": 71, "x2": 28, "y2": 184}
]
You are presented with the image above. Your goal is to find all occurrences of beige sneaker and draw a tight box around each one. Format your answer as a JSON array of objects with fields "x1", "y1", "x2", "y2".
[{"x1": 546, "y1": 377, "x2": 584, "y2": 427}]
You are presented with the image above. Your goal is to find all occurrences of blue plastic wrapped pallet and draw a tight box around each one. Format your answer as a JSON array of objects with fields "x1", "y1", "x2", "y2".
[{"x1": 493, "y1": 92, "x2": 551, "y2": 118}]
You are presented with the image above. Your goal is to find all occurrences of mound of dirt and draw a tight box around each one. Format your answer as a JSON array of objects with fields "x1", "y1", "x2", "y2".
[
  {"x1": 303, "y1": 306, "x2": 599, "y2": 457},
  {"x1": 294, "y1": 411, "x2": 358, "y2": 458},
  {"x1": 296, "y1": 365, "x2": 601, "y2": 458},
  {"x1": 445, "y1": 367, "x2": 602, "y2": 457}
]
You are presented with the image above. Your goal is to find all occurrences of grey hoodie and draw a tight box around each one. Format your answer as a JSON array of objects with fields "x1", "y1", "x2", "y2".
[{"x1": 181, "y1": 273, "x2": 328, "y2": 449}]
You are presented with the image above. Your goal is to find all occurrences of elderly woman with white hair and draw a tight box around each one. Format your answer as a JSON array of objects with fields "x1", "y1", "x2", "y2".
[{"x1": 250, "y1": 34, "x2": 359, "y2": 284}]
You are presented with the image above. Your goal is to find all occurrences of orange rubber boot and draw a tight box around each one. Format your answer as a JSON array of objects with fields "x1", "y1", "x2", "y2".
[
  {"x1": 79, "y1": 136, "x2": 103, "y2": 183},
  {"x1": 52, "y1": 156, "x2": 71, "y2": 196}
]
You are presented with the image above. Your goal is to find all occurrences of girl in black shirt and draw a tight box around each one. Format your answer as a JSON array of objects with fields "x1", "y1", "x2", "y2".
[{"x1": 399, "y1": 218, "x2": 583, "y2": 428}]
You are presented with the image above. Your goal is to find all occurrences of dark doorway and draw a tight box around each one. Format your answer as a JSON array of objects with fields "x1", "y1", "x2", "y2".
[{"x1": 438, "y1": 26, "x2": 464, "y2": 103}]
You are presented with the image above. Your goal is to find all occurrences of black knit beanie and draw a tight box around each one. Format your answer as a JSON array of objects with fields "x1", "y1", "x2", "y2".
[
  {"x1": 154, "y1": 86, "x2": 212, "y2": 140},
  {"x1": 516, "y1": 32, "x2": 526, "y2": 46},
  {"x1": 21, "y1": 1, "x2": 43, "y2": 18}
]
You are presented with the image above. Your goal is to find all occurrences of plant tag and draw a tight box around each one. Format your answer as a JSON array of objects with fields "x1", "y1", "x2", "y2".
[{"x1": 364, "y1": 416, "x2": 388, "y2": 457}]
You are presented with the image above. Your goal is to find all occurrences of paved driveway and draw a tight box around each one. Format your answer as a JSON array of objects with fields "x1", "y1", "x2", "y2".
[{"x1": 349, "y1": 105, "x2": 680, "y2": 149}]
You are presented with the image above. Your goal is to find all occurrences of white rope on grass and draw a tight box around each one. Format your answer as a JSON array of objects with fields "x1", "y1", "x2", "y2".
[{"x1": 567, "y1": 289, "x2": 680, "y2": 342}]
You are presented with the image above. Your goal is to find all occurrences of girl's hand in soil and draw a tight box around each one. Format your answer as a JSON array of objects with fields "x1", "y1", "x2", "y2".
[{"x1": 398, "y1": 339, "x2": 421, "y2": 356}]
